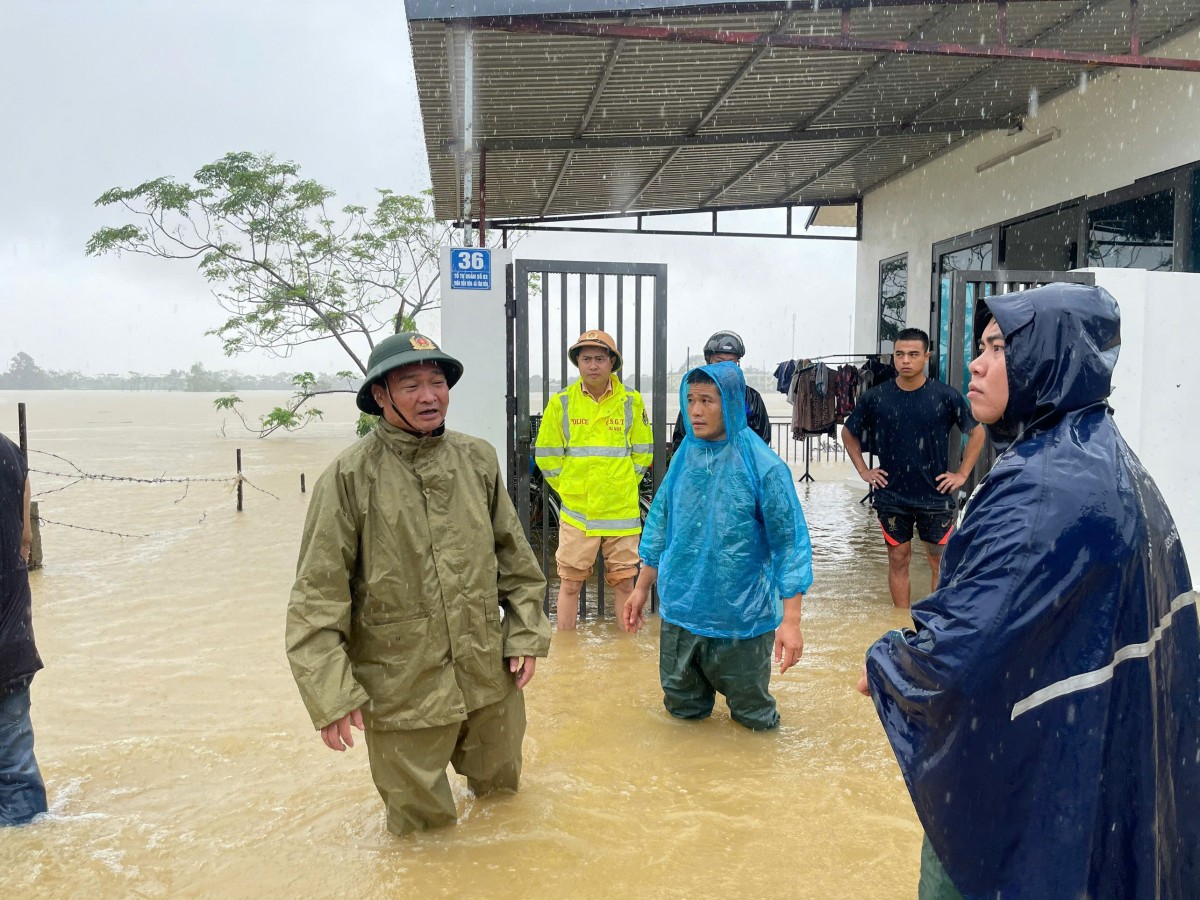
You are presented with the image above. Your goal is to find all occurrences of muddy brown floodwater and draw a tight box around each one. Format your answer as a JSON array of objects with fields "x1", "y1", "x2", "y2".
[{"x1": 0, "y1": 391, "x2": 929, "y2": 899}]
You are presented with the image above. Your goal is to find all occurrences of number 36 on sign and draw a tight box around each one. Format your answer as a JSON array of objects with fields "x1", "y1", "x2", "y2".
[{"x1": 450, "y1": 248, "x2": 491, "y2": 290}]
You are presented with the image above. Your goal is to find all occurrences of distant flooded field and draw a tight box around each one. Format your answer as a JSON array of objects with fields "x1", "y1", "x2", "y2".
[{"x1": 0, "y1": 390, "x2": 923, "y2": 899}]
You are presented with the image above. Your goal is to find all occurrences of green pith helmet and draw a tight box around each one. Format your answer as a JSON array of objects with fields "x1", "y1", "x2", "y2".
[{"x1": 356, "y1": 332, "x2": 464, "y2": 416}]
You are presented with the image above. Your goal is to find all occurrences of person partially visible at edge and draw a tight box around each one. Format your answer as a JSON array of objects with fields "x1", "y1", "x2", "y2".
[
  {"x1": 0, "y1": 431, "x2": 47, "y2": 826},
  {"x1": 840, "y1": 327, "x2": 985, "y2": 608},
  {"x1": 534, "y1": 329, "x2": 653, "y2": 631},
  {"x1": 285, "y1": 333, "x2": 551, "y2": 837},
  {"x1": 857, "y1": 284, "x2": 1199, "y2": 899},
  {"x1": 625, "y1": 362, "x2": 812, "y2": 730},
  {"x1": 668, "y1": 329, "x2": 772, "y2": 457}
]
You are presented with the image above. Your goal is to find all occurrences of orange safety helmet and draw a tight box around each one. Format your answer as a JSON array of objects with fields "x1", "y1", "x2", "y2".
[{"x1": 568, "y1": 329, "x2": 622, "y2": 372}]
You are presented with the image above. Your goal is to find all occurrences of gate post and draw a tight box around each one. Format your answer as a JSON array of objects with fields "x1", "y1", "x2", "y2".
[{"x1": 440, "y1": 246, "x2": 514, "y2": 481}]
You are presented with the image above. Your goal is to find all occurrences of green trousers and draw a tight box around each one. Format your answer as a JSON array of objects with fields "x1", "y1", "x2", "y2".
[
  {"x1": 659, "y1": 619, "x2": 779, "y2": 730},
  {"x1": 919, "y1": 834, "x2": 965, "y2": 900},
  {"x1": 364, "y1": 688, "x2": 526, "y2": 836}
]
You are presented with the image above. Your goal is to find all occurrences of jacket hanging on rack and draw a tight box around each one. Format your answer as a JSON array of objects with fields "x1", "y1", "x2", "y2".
[
  {"x1": 859, "y1": 355, "x2": 897, "y2": 390},
  {"x1": 791, "y1": 363, "x2": 837, "y2": 438},
  {"x1": 772, "y1": 359, "x2": 797, "y2": 394}
]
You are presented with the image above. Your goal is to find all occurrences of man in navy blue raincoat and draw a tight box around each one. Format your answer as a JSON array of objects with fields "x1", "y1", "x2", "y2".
[
  {"x1": 860, "y1": 283, "x2": 1199, "y2": 898},
  {"x1": 626, "y1": 362, "x2": 812, "y2": 730}
]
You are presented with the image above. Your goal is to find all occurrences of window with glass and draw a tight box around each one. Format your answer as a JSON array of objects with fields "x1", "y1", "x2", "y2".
[
  {"x1": 878, "y1": 254, "x2": 907, "y2": 354},
  {"x1": 1086, "y1": 189, "x2": 1174, "y2": 271},
  {"x1": 1002, "y1": 205, "x2": 1079, "y2": 271},
  {"x1": 936, "y1": 241, "x2": 992, "y2": 387},
  {"x1": 1191, "y1": 169, "x2": 1200, "y2": 272}
]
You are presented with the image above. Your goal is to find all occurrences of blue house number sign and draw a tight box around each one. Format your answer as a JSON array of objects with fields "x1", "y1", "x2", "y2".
[{"x1": 450, "y1": 248, "x2": 491, "y2": 290}]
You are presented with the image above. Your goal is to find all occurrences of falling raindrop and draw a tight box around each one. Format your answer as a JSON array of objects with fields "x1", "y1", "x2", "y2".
[
  {"x1": 1028, "y1": 87, "x2": 1039, "y2": 118},
  {"x1": 1079, "y1": 71, "x2": 1089, "y2": 95}
]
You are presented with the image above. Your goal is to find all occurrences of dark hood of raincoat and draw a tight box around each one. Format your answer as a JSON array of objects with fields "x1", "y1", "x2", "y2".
[
  {"x1": 866, "y1": 283, "x2": 1199, "y2": 898},
  {"x1": 639, "y1": 362, "x2": 812, "y2": 639}
]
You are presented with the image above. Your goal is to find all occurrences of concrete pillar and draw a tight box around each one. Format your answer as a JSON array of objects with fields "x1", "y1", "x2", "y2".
[{"x1": 440, "y1": 247, "x2": 513, "y2": 482}]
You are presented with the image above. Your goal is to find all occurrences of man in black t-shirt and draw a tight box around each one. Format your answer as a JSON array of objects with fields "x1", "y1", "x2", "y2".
[{"x1": 842, "y1": 328, "x2": 985, "y2": 608}]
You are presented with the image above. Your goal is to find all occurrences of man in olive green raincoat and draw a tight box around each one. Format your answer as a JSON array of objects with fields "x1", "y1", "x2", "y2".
[{"x1": 286, "y1": 332, "x2": 551, "y2": 837}]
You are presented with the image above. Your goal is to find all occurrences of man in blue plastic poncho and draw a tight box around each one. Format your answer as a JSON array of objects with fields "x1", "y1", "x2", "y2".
[
  {"x1": 625, "y1": 362, "x2": 812, "y2": 730},
  {"x1": 858, "y1": 283, "x2": 1199, "y2": 899}
]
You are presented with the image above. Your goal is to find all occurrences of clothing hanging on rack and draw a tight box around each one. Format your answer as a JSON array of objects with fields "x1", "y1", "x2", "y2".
[
  {"x1": 859, "y1": 354, "x2": 897, "y2": 390},
  {"x1": 791, "y1": 363, "x2": 837, "y2": 438},
  {"x1": 786, "y1": 358, "x2": 812, "y2": 405},
  {"x1": 772, "y1": 359, "x2": 797, "y2": 394},
  {"x1": 834, "y1": 364, "x2": 860, "y2": 418}
]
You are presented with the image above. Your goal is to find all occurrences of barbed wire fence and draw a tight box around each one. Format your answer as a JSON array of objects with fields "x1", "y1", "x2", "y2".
[{"x1": 28, "y1": 448, "x2": 280, "y2": 540}]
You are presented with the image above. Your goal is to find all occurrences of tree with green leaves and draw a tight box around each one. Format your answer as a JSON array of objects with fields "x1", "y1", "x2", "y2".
[{"x1": 86, "y1": 151, "x2": 502, "y2": 436}]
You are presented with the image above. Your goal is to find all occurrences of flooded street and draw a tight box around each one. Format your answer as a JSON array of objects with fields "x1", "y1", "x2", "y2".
[{"x1": 1, "y1": 391, "x2": 925, "y2": 898}]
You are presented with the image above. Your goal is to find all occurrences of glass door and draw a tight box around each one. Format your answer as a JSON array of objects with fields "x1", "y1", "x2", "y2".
[{"x1": 930, "y1": 230, "x2": 996, "y2": 384}]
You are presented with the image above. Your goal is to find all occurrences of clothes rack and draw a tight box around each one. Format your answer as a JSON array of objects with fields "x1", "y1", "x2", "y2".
[{"x1": 789, "y1": 354, "x2": 875, "y2": 484}]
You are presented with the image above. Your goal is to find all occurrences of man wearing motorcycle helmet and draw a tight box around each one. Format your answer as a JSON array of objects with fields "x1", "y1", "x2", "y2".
[{"x1": 669, "y1": 330, "x2": 772, "y2": 456}]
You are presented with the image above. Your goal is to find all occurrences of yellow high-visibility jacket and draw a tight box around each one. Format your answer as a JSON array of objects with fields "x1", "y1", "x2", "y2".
[{"x1": 534, "y1": 376, "x2": 654, "y2": 536}]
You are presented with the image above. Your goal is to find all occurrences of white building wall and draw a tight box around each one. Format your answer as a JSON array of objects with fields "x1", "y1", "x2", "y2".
[
  {"x1": 1090, "y1": 268, "x2": 1200, "y2": 568},
  {"x1": 854, "y1": 27, "x2": 1200, "y2": 351},
  {"x1": 439, "y1": 247, "x2": 512, "y2": 481},
  {"x1": 852, "y1": 28, "x2": 1200, "y2": 573}
]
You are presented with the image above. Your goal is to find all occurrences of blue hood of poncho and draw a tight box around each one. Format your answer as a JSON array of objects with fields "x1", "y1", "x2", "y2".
[
  {"x1": 678, "y1": 359, "x2": 749, "y2": 442},
  {"x1": 977, "y1": 281, "x2": 1121, "y2": 448},
  {"x1": 639, "y1": 362, "x2": 812, "y2": 639},
  {"x1": 868, "y1": 283, "x2": 1199, "y2": 898}
]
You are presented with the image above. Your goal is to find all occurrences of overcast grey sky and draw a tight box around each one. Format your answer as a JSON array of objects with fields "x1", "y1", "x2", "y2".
[{"x1": 0, "y1": 1, "x2": 857, "y2": 378}]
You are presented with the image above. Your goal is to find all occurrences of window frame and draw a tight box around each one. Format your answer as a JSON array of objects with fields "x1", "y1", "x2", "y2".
[
  {"x1": 877, "y1": 252, "x2": 909, "y2": 356},
  {"x1": 1083, "y1": 173, "x2": 1180, "y2": 272}
]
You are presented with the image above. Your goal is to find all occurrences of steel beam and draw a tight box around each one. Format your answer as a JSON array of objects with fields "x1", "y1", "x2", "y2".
[
  {"x1": 621, "y1": 11, "x2": 791, "y2": 211},
  {"x1": 489, "y1": 223, "x2": 859, "y2": 240},
  {"x1": 476, "y1": 18, "x2": 1200, "y2": 73},
  {"x1": 543, "y1": 32, "x2": 627, "y2": 216},
  {"x1": 854, "y1": 0, "x2": 1116, "y2": 198},
  {"x1": 460, "y1": 118, "x2": 1012, "y2": 153},
  {"x1": 420, "y1": 0, "x2": 1117, "y2": 21},
  {"x1": 458, "y1": 26, "x2": 475, "y2": 247},
  {"x1": 777, "y1": 140, "x2": 882, "y2": 204},
  {"x1": 702, "y1": 5, "x2": 954, "y2": 206},
  {"x1": 485, "y1": 194, "x2": 861, "y2": 227},
  {"x1": 771, "y1": 0, "x2": 1111, "y2": 205}
]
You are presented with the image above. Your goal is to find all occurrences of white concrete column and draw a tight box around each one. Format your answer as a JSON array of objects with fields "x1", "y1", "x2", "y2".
[{"x1": 440, "y1": 246, "x2": 512, "y2": 480}]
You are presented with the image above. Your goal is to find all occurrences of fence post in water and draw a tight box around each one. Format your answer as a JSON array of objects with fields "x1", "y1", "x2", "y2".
[
  {"x1": 236, "y1": 449, "x2": 243, "y2": 512},
  {"x1": 17, "y1": 403, "x2": 43, "y2": 568},
  {"x1": 300, "y1": 473, "x2": 306, "y2": 494}
]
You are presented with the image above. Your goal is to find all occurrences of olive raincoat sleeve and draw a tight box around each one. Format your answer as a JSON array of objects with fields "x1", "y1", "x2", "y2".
[
  {"x1": 285, "y1": 463, "x2": 371, "y2": 730},
  {"x1": 490, "y1": 463, "x2": 552, "y2": 659}
]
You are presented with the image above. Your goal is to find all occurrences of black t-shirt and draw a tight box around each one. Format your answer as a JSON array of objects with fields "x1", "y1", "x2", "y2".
[{"x1": 843, "y1": 378, "x2": 977, "y2": 510}]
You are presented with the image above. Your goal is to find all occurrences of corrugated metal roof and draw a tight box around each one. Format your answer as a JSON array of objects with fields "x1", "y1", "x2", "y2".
[{"x1": 406, "y1": 0, "x2": 1200, "y2": 222}]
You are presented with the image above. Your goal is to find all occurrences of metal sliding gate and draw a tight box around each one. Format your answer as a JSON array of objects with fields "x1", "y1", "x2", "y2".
[
  {"x1": 506, "y1": 259, "x2": 668, "y2": 618},
  {"x1": 947, "y1": 269, "x2": 1096, "y2": 492}
]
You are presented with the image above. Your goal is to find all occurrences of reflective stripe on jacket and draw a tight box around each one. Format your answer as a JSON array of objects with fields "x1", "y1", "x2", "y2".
[{"x1": 533, "y1": 376, "x2": 653, "y2": 536}]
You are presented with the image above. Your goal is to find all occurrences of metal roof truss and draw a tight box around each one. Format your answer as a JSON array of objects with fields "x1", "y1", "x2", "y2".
[{"x1": 406, "y1": 0, "x2": 1200, "y2": 236}]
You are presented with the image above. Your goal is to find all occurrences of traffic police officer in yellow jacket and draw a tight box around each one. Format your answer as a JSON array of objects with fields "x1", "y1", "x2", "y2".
[
  {"x1": 286, "y1": 332, "x2": 551, "y2": 837},
  {"x1": 534, "y1": 330, "x2": 653, "y2": 630}
]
